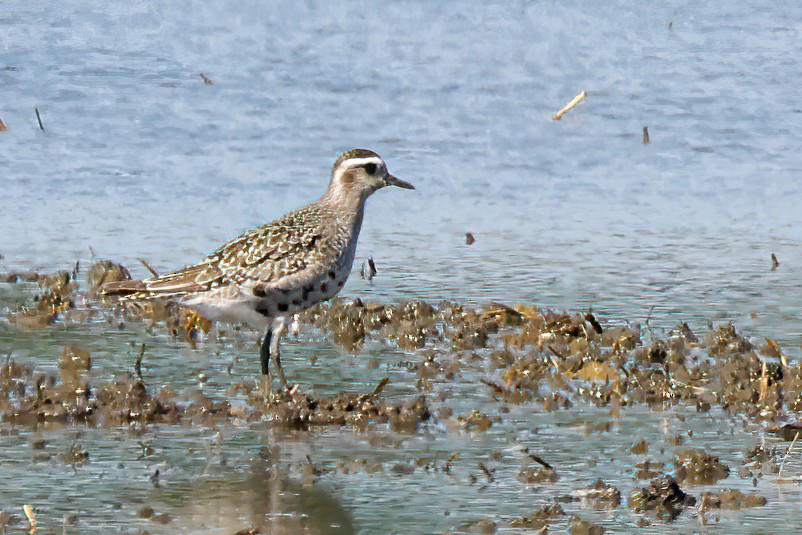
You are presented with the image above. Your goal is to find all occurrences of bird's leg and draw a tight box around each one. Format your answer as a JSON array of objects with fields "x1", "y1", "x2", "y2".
[
  {"x1": 268, "y1": 317, "x2": 289, "y2": 390},
  {"x1": 260, "y1": 328, "x2": 273, "y2": 375}
]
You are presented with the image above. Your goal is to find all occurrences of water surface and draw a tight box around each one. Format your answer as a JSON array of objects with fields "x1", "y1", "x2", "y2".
[{"x1": 2, "y1": 1, "x2": 802, "y2": 533}]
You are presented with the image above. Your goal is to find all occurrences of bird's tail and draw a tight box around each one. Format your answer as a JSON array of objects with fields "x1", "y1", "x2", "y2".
[
  {"x1": 102, "y1": 263, "x2": 212, "y2": 300},
  {"x1": 102, "y1": 279, "x2": 148, "y2": 297}
]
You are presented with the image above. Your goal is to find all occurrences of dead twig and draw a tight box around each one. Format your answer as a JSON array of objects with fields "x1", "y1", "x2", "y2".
[
  {"x1": 480, "y1": 378, "x2": 507, "y2": 396},
  {"x1": 778, "y1": 431, "x2": 799, "y2": 479},
  {"x1": 34, "y1": 108, "x2": 44, "y2": 131},
  {"x1": 529, "y1": 453, "x2": 554, "y2": 470},
  {"x1": 135, "y1": 343, "x2": 146, "y2": 382},
  {"x1": 23, "y1": 504, "x2": 36, "y2": 534},
  {"x1": 359, "y1": 376, "x2": 389, "y2": 402},
  {"x1": 552, "y1": 90, "x2": 586, "y2": 120},
  {"x1": 478, "y1": 461, "x2": 495, "y2": 483},
  {"x1": 584, "y1": 312, "x2": 603, "y2": 334},
  {"x1": 138, "y1": 258, "x2": 159, "y2": 278}
]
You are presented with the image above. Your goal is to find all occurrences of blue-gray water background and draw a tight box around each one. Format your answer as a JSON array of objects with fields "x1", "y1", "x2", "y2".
[{"x1": 1, "y1": 1, "x2": 802, "y2": 533}]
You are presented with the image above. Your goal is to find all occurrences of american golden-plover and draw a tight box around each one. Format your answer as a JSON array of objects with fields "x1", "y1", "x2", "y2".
[{"x1": 104, "y1": 148, "x2": 414, "y2": 388}]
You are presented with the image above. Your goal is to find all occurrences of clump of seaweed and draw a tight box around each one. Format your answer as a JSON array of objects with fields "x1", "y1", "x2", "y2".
[
  {"x1": 86, "y1": 260, "x2": 131, "y2": 295},
  {"x1": 569, "y1": 516, "x2": 605, "y2": 535},
  {"x1": 8, "y1": 270, "x2": 77, "y2": 328},
  {"x1": 629, "y1": 475, "x2": 696, "y2": 522},
  {"x1": 575, "y1": 479, "x2": 621, "y2": 509},
  {"x1": 698, "y1": 489, "x2": 766, "y2": 511},
  {"x1": 674, "y1": 449, "x2": 730, "y2": 485},
  {"x1": 6, "y1": 263, "x2": 802, "y2": 433},
  {"x1": 0, "y1": 352, "x2": 185, "y2": 426},
  {"x1": 243, "y1": 379, "x2": 430, "y2": 431},
  {"x1": 508, "y1": 504, "x2": 565, "y2": 529}
]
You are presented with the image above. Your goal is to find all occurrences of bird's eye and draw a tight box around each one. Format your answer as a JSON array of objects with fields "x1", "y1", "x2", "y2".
[{"x1": 363, "y1": 163, "x2": 378, "y2": 175}]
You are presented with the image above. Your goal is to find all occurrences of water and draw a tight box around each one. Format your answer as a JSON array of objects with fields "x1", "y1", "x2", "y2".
[{"x1": 2, "y1": 1, "x2": 802, "y2": 533}]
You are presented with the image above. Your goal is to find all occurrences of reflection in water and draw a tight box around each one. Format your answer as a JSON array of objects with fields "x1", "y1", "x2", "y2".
[{"x1": 174, "y1": 460, "x2": 354, "y2": 535}]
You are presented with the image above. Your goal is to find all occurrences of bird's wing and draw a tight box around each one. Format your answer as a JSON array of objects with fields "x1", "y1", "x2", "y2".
[
  {"x1": 104, "y1": 204, "x2": 340, "y2": 299},
  {"x1": 208, "y1": 206, "x2": 338, "y2": 286}
]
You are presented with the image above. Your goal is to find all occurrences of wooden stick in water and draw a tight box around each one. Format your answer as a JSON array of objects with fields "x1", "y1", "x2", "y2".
[
  {"x1": 552, "y1": 91, "x2": 586, "y2": 120},
  {"x1": 778, "y1": 430, "x2": 799, "y2": 479},
  {"x1": 34, "y1": 108, "x2": 44, "y2": 130},
  {"x1": 138, "y1": 258, "x2": 159, "y2": 278}
]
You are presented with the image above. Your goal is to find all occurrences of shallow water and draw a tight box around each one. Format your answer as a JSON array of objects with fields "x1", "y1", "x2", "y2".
[{"x1": 2, "y1": 1, "x2": 802, "y2": 533}]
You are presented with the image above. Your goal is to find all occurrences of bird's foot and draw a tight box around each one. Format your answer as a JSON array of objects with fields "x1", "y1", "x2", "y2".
[{"x1": 257, "y1": 374, "x2": 298, "y2": 400}]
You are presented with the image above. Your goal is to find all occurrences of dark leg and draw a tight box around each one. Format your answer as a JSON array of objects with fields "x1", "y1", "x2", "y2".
[
  {"x1": 270, "y1": 317, "x2": 289, "y2": 390},
  {"x1": 260, "y1": 328, "x2": 273, "y2": 375},
  {"x1": 260, "y1": 318, "x2": 290, "y2": 390}
]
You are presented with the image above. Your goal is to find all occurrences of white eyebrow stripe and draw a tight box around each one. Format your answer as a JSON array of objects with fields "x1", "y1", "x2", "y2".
[
  {"x1": 340, "y1": 157, "x2": 384, "y2": 170},
  {"x1": 332, "y1": 156, "x2": 385, "y2": 183}
]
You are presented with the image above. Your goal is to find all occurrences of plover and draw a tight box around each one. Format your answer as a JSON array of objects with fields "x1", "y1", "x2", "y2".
[{"x1": 104, "y1": 148, "x2": 414, "y2": 388}]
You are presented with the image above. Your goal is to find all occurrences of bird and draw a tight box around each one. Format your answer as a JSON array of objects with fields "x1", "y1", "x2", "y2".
[{"x1": 103, "y1": 148, "x2": 414, "y2": 389}]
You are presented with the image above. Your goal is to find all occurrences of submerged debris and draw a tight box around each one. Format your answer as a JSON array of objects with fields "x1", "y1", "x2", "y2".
[
  {"x1": 574, "y1": 479, "x2": 621, "y2": 509},
  {"x1": 8, "y1": 270, "x2": 76, "y2": 328},
  {"x1": 674, "y1": 449, "x2": 730, "y2": 485},
  {"x1": 569, "y1": 516, "x2": 605, "y2": 535},
  {"x1": 629, "y1": 475, "x2": 696, "y2": 521},
  {"x1": 249, "y1": 385, "x2": 430, "y2": 431},
  {"x1": 4, "y1": 264, "x2": 802, "y2": 430},
  {"x1": 509, "y1": 504, "x2": 564, "y2": 529},
  {"x1": 86, "y1": 259, "x2": 131, "y2": 294},
  {"x1": 698, "y1": 489, "x2": 766, "y2": 511}
]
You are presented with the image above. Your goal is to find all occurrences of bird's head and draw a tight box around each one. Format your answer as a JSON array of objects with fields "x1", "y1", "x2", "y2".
[{"x1": 326, "y1": 149, "x2": 414, "y2": 202}]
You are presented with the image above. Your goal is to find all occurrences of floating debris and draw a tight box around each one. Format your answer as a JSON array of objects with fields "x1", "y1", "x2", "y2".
[
  {"x1": 629, "y1": 475, "x2": 695, "y2": 521},
  {"x1": 630, "y1": 439, "x2": 648, "y2": 455},
  {"x1": 509, "y1": 504, "x2": 564, "y2": 529},
  {"x1": 0, "y1": 511, "x2": 11, "y2": 531},
  {"x1": 575, "y1": 479, "x2": 621, "y2": 509},
  {"x1": 22, "y1": 504, "x2": 36, "y2": 533},
  {"x1": 59, "y1": 441, "x2": 90, "y2": 467},
  {"x1": 569, "y1": 516, "x2": 604, "y2": 535},
  {"x1": 778, "y1": 428, "x2": 800, "y2": 478},
  {"x1": 584, "y1": 312, "x2": 603, "y2": 334},
  {"x1": 136, "y1": 506, "x2": 154, "y2": 519},
  {"x1": 674, "y1": 449, "x2": 730, "y2": 485},
  {"x1": 518, "y1": 465, "x2": 558, "y2": 484},
  {"x1": 460, "y1": 410, "x2": 493, "y2": 433},
  {"x1": 34, "y1": 107, "x2": 44, "y2": 131},
  {"x1": 553, "y1": 90, "x2": 586, "y2": 121},
  {"x1": 8, "y1": 270, "x2": 77, "y2": 329},
  {"x1": 698, "y1": 489, "x2": 766, "y2": 511},
  {"x1": 360, "y1": 257, "x2": 377, "y2": 280}
]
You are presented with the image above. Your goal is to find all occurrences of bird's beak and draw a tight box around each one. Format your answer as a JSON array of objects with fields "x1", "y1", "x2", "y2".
[{"x1": 384, "y1": 173, "x2": 415, "y2": 190}]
